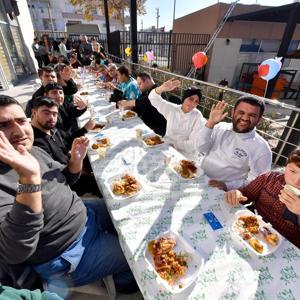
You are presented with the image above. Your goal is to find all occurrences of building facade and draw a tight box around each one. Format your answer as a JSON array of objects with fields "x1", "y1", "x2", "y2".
[
  {"x1": 173, "y1": 3, "x2": 300, "y2": 92},
  {"x1": 27, "y1": 0, "x2": 125, "y2": 35},
  {"x1": 0, "y1": 0, "x2": 36, "y2": 89}
]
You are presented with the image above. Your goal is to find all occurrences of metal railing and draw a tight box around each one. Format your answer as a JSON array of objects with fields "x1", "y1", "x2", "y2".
[{"x1": 108, "y1": 54, "x2": 300, "y2": 166}]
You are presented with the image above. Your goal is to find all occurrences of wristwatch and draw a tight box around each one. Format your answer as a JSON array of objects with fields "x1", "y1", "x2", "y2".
[{"x1": 16, "y1": 183, "x2": 42, "y2": 194}]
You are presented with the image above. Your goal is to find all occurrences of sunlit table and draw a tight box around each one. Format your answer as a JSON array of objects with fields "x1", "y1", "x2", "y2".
[{"x1": 78, "y1": 75, "x2": 300, "y2": 300}]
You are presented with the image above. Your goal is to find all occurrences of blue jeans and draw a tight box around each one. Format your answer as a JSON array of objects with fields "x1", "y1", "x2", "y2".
[{"x1": 33, "y1": 199, "x2": 137, "y2": 294}]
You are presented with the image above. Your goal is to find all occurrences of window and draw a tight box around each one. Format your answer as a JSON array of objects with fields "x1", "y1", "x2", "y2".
[
  {"x1": 42, "y1": 18, "x2": 57, "y2": 31},
  {"x1": 240, "y1": 39, "x2": 261, "y2": 52}
]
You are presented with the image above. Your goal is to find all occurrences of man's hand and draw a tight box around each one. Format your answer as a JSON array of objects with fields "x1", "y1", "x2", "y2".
[
  {"x1": 0, "y1": 132, "x2": 40, "y2": 184},
  {"x1": 118, "y1": 100, "x2": 135, "y2": 110},
  {"x1": 61, "y1": 66, "x2": 72, "y2": 81},
  {"x1": 206, "y1": 101, "x2": 228, "y2": 129},
  {"x1": 279, "y1": 188, "x2": 300, "y2": 215},
  {"x1": 84, "y1": 118, "x2": 96, "y2": 131},
  {"x1": 73, "y1": 95, "x2": 88, "y2": 110},
  {"x1": 208, "y1": 179, "x2": 227, "y2": 191},
  {"x1": 155, "y1": 78, "x2": 181, "y2": 95},
  {"x1": 224, "y1": 189, "x2": 248, "y2": 206},
  {"x1": 106, "y1": 82, "x2": 116, "y2": 90},
  {"x1": 70, "y1": 137, "x2": 89, "y2": 164}
]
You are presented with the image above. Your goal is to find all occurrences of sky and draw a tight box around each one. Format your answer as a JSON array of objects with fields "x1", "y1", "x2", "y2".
[{"x1": 137, "y1": 0, "x2": 296, "y2": 31}]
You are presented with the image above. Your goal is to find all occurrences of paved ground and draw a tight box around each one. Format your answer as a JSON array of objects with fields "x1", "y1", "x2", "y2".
[{"x1": 0, "y1": 74, "x2": 39, "y2": 109}]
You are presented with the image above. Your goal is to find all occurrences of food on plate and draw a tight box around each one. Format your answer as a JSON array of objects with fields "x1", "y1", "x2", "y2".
[
  {"x1": 259, "y1": 227, "x2": 279, "y2": 246},
  {"x1": 111, "y1": 174, "x2": 141, "y2": 197},
  {"x1": 237, "y1": 215, "x2": 260, "y2": 234},
  {"x1": 174, "y1": 160, "x2": 197, "y2": 179},
  {"x1": 148, "y1": 237, "x2": 188, "y2": 285},
  {"x1": 143, "y1": 135, "x2": 164, "y2": 146},
  {"x1": 93, "y1": 123, "x2": 106, "y2": 130},
  {"x1": 91, "y1": 137, "x2": 111, "y2": 150},
  {"x1": 122, "y1": 110, "x2": 136, "y2": 120},
  {"x1": 249, "y1": 238, "x2": 264, "y2": 254},
  {"x1": 80, "y1": 91, "x2": 89, "y2": 96}
]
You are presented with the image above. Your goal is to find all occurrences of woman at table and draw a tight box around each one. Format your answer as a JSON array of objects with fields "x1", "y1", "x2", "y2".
[
  {"x1": 148, "y1": 79, "x2": 206, "y2": 160},
  {"x1": 225, "y1": 147, "x2": 300, "y2": 248}
]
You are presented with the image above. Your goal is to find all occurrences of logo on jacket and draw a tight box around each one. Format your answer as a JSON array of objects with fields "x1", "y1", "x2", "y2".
[{"x1": 233, "y1": 147, "x2": 248, "y2": 158}]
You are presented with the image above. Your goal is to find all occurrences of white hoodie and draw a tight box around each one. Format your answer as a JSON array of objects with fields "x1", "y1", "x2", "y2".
[
  {"x1": 199, "y1": 122, "x2": 272, "y2": 190},
  {"x1": 149, "y1": 89, "x2": 206, "y2": 160}
]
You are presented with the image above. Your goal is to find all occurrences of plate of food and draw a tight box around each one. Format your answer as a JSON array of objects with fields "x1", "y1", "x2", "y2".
[
  {"x1": 90, "y1": 137, "x2": 111, "y2": 151},
  {"x1": 89, "y1": 122, "x2": 107, "y2": 133},
  {"x1": 121, "y1": 110, "x2": 137, "y2": 121},
  {"x1": 232, "y1": 210, "x2": 282, "y2": 256},
  {"x1": 105, "y1": 173, "x2": 142, "y2": 200},
  {"x1": 145, "y1": 230, "x2": 203, "y2": 293},
  {"x1": 171, "y1": 159, "x2": 203, "y2": 180},
  {"x1": 142, "y1": 133, "x2": 164, "y2": 148}
]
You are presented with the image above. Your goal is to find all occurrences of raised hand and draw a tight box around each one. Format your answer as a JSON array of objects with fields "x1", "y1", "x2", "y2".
[
  {"x1": 0, "y1": 132, "x2": 40, "y2": 184},
  {"x1": 74, "y1": 95, "x2": 88, "y2": 110},
  {"x1": 84, "y1": 118, "x2": 96, "y2": 131},
  {"x1": 61, "y1": 66, "x2": 72, "y2": 81},
  {"x1": 156, "y1": 78, "x2": 181, "y2": 94},
  {"x1": 70, "y1": 136, "x2": 89, "y2": 163},
  {"x1": 206, "y1": 101, "x2": 228, "y2": 128},
  {"x1": 224, "y1": 189, "x2": 248, "y2": 206}
]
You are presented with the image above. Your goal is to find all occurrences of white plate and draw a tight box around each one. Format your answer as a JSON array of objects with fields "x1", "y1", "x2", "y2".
[
  {"x1": 145, "y1": 230, "x2": 203, "y2": 293},
  {"x1": 232, "y1": 210, "x2": 282, "y2": 256},
  {"x1": 142, "y1": 133, "x2": 165, "y2": 148},
  {"x1": 104, "y1": 173, "x2": 142, "y2": 200},
  {"x1": 121, "y1": 110, "x2": 138, "y2": 120},
  {"x1": 170, "y1": 159, "x2": 203, "y2": 180}
]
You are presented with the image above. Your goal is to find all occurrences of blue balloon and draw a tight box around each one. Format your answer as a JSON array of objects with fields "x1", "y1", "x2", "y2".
[{"x1": 259, "y1": 58, "x2": 282, "y2": 81}]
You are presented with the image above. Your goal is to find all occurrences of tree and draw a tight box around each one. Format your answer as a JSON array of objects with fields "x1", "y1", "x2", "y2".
[{"x1": 69, "y1": 0, "x2": 146, "y2": 22}]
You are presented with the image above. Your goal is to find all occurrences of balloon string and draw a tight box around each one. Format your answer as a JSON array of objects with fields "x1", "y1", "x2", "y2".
[{"x1": 264, "y1": 80, "x2": 269, "y2": 98}]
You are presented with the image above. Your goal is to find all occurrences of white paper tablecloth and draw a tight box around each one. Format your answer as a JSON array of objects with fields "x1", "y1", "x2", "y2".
[{"x1": 78, "y1": 77, "x2": 300, "y2": 300}]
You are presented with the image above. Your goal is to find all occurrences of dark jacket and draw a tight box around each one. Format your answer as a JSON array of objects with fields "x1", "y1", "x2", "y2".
[
  {"x1": 133, "y1": 85, "x2": 167, "y2": 136},
  {"x1": 26, "y1": 80, "x2": 78, "y2": 118},
  {"x1": 32, "y1": 127, "x2": 69, "y2": 165}
]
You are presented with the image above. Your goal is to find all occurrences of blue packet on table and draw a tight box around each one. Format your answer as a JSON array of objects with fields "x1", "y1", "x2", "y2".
[{"x1": 203, "y1": 211, "x2": 223, "y2": 230}]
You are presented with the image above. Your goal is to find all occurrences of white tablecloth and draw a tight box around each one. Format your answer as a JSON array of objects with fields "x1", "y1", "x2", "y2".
[{"x1": 78, "y1": 77, "x2": 300, "y2": 300}]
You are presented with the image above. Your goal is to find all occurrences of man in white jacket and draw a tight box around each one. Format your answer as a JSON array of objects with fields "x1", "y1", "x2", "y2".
[
  {"x1": 199, "y1": 97, "x2": 272, "y2": 191},
  {"x1": 149, "y1": 79, "x2": 206, "y2": 160}
]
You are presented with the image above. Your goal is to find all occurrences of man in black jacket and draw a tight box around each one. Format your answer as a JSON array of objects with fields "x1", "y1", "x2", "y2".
[
  {"x1": 118, "y1": 72, "x2": 167, "y2": 136},
  {"x1": 43, "y1": 83, "x2": 93, "y2": 148},
  {"x1": 26, "y1": 66, "x2": 78, "y2": 117},
  {"x1": 30, "y1": 96, "x2": 101, "y2": 196}
]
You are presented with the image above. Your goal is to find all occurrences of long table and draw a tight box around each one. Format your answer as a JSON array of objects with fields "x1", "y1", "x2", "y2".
[{"x1": 78, "y1": 76, "x2": 300, "y2": 300}]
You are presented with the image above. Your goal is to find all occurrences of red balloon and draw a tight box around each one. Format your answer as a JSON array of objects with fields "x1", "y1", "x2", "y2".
[
  {"x1": 192, "y1": 52, "x2": 208, "y2": 69},
  {"x1": 258, "y1": 64, "x2": 270, "y2": 77}
]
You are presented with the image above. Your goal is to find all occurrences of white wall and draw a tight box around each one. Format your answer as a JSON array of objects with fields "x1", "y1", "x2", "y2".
[
  {"x1": 207, "y1": 38, "x2": 242, "y2": 86},
  {"x1": 17, "y1": 0, "x2": 37, "y2": 73}
]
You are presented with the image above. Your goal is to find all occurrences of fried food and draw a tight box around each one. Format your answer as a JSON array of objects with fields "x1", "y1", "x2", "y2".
[
  {"x1": 91, "y1": 138, "x2": 110, "y2": 150},
  {"x1": 111, "y1": 174, "x2": 141, "y2": 197},
  {"x1": 259, "y1": 227, "x2": 279, "y2": 246},
  {"x1": 144, "y1": 135, "x2": 164, "y2": 146},
  {"x1": 249, "y1": 238, "x2": 264, "y2": 254},
  {"x1": 122, "y1": 110, "x2": 136, "y2": 119},
  {"x1": 148, "y1": 237, "x2": 188, "y2": 285},
  {"x1": 80, "y1": 91, "x2": 89, "y2": 96},
  {"x1": 96, "y1": 137, "x2": 110, "y2": 146},
  {"x1": 174, "y1": 160, "x2": 197, "y2": 179},
  {"x1": 93, "y1": 123, "x2": 106, "y2": 130},
  {"x1": 238, "y1": 216, "x2": 260, "y2": 234}
]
